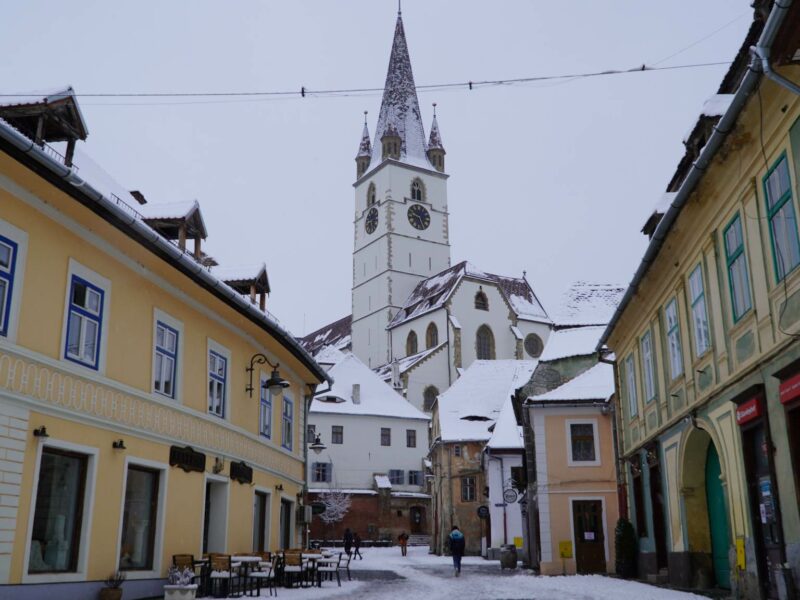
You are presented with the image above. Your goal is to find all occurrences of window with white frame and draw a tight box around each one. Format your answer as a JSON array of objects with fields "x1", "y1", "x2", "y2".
[
  {"x1": 624, "y1": 354, "x2": 638, "y2": 418},
  {"x1": 331, "y1": 425, "x2": 343, "y2": 444},
  {"x1": 689, "y1": 265, "x2": 711, "y2": 356},
  {"x1": 724, "y1": 214, "x2": 752, "y2": 321},
  {"x1": 665, "y1": 299, "x2": 683, "y2": 379},
  {"x1": 461, "y1": 476, "x2": 476, "y2": 502},
  {"x1": 208, "y1": 350, "x2": 227, "y2": 417},
  {"x1": 0, "y1": 234, "x2": 18, "y2": 337},
  {"x1": 408, "y1": 470, "x2": 423, "y2": 486},
  {"x1": 568, "y1": 421, "x2": 598, "y2": 464},
  {"x1": 153, "y1": 321, "x2": 178, "y2": 399},
  {"x1": 65, "y1": 275, "x2": 105, "y2": 369},
  {"x1": 311, "y1": 462, "x2": 331, "y2": 483},
  {"x1": 282, "y1": 393, "x2": 293, "y2": 450},
  {"x1": 764, "y1": 154, "x2": 800, "y2": 281},
  {"x1": 259, "y1": 377, "x2": 272, "y2": 439},
  {"x1": 389, "y1": 469, "x2": 404, "y2": 485},
  {"x1": 640, "y1": 331, "x2": 655, "y2": 402},
  {"x1": 119, "y1": 465, "x2": 160, "y2": 571}
]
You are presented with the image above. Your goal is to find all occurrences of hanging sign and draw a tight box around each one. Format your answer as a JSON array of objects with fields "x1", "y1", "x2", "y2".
[
  {"x1": 230, "y1": 460, "x2": 253, "y2": 485},
  {"x1": 780, "y1": 372, "x2": 800, "y2": 404},
  {"x1": 169, "y1": 445, "x2": 206, "y2": 473},
  {"x1": 736, "y1": 398, "x2": 762, "y2": 426},
  {"x1": 503, "y1": 488, "x2": 519, "y2": 504}
]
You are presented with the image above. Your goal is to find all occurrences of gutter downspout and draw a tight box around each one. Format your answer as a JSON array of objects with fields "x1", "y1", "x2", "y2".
[
  {"x1": 753, "y1": 45, "x2": 800, "y2": 96},
  {"x1": 597, "y1": 0, "x2": 794, "y2": 352}
]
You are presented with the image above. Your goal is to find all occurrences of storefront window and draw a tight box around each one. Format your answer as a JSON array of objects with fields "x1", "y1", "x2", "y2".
[
  {"x1": 28, "y1": 448, "x2": 88, "y2": 573},
  {"x1": 119, "y1": 466, "x2": 159, "y2": 571}
]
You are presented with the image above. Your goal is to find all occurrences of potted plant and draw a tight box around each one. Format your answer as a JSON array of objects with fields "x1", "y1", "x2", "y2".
[
  {"x1": 164, "y1": 566, "x2": 198, "y2": 600},
  {"x1": 99, "y1": 571, "x2": 126, "y2": 600}
]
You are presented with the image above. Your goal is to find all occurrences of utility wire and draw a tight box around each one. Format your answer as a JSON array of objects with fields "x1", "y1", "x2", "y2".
[{"x1": 0, "y1": 60, "x2": 732, "y2": 106}]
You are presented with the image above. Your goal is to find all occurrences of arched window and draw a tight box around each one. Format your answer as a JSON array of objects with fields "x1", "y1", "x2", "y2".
[
  {"x1": 426, "y1": 322, "x2": 439, "y2": 348},
  {"x1": 423, "y1": 385, "x2": 439, "y2": 411},
  {"x1": 475, "y1": 289, "x2": 489, "y2": 311},
  {"x1": 367, "y1": 183, "x2": 376, "y2": 206},
  {"x1": 406, "y1": 331, "x2": 418, "y2": 356},
  {"x1": 411, "y1": 179, "x2": 424, "y2": 202},
  {"x1": 476, "y1": 325, "x2": 495, "y2": 360}
]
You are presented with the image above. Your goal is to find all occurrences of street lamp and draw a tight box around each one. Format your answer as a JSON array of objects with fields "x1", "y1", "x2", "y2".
[
  {"x1": 246, "y1": 353, "x2": 290, "y2": 397},
  {"x1": 309, "y1": 433, "x2": 326, "y2": 455}
]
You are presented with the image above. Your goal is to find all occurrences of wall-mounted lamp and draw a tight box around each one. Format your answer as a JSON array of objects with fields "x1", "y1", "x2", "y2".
[
  {"x1": 112, "y1": 439, "x2": 127, "y2": 450},
  {"x1": 683, "y1": 410, "x2": 698, "y2": 429},
  {"x1": 308, "y1": 433, "x2": 326, "y2": 455},
  {"x1": 32, "y1": 426, "x2": 49, "y2": 438},
  {"x1": 275, "y1": 483, "x2": 284, "y2": 492},
  {"x1": 246, "y1": 353, "x2": 290, "y2": 398},
  {"x1": 212, "y1": 456, "x2": 224, "y2": 474}
]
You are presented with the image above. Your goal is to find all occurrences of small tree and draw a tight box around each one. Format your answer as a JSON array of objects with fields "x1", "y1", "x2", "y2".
[
  {"x1": 318, "y1": 489, "x2": 351, "y2": 538},
  {"x1": 615, "y1": 517, "x2": 638, "y2": 579}
]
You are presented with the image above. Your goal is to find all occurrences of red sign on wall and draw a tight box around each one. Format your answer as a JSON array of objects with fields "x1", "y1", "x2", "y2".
[
  {"x1": 779, "y1": 372, "x2": 800, "y2": 405},
  {"x1": 736, "y1": 398, "x2": 762, "y2": 426}
]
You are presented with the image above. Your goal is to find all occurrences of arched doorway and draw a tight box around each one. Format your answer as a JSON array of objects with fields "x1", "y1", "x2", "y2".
[{"x1": 682, "y1": 427, "x2": 731, "y2": 589}]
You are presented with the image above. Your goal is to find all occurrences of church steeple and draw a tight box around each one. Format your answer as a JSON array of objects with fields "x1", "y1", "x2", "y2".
[
  {"x1": 355, "y1": 111, "x2": 372, "y2": 178},
  {"x1": 427, "y1": 103, "x2": 445, "y2": 173},
  {"x1": 370, "y1": 12, "x2": 431, "y2": 170}
]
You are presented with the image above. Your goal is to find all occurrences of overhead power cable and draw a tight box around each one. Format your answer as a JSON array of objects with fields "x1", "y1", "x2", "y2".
[{"x1": 0, "y1": 60, "x2": 732, "y2": 105}]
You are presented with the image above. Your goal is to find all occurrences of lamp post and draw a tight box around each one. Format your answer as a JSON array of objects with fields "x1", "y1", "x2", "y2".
[
  {"x1": 246, "y1": 353, "x2": 290, "y2": 397},
  {"x1": 309, "y1": 433, "x2": 326, "y2": 455}
]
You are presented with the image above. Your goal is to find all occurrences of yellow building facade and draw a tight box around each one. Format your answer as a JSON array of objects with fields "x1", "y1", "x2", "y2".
[
  {"x1": 602, "y1": 5, "x2": 800, "y2": 598},
  {"x1": 0, "y1": 96, "x2": 327, "y2": 599}
]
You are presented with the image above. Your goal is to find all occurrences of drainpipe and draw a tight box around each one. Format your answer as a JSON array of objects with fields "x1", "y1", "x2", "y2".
[
  {"x1": 598, "y1": 353, "x2": 627, "y2": 520},
  {"x1": 752, "y1": 45, "x2": 800, "y2": 96}
]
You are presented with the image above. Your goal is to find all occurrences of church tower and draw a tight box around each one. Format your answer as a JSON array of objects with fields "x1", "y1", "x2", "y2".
[{"x1": 351, "y1": 11, "x2": 451, "y2": 368}]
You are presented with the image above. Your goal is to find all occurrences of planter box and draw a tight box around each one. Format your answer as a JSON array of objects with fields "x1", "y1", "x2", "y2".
[{"x1": 163, "y1": 584, "x2": 198, "y2": 600}]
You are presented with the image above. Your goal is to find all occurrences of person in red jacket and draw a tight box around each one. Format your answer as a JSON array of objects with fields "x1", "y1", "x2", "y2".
[{"x1": 398, "y1": 531, "x2": 409, "y2": 556}]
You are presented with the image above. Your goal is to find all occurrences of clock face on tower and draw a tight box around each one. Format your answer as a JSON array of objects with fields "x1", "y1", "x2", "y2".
[
  {"x1": 365, "y1": 207, "x2": 378, "y2": 234},
  {"x1": 407, "y1": 204, "x2": 430, "y2": 230}
]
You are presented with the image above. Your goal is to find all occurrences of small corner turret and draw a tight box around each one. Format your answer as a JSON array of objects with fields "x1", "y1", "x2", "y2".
[
  {"x1": 427, "y1": 103, "x2": 445, "y2": 173},
  {"x1": 356, "y1": 111, "x2": 372, "y2": 178}
]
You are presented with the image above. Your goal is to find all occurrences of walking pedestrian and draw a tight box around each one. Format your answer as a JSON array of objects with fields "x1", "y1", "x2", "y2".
[
  {"x1": 353, "y1": 532, "x2": 363, "y2": 560},
  {"x1": 397, "y1": 531, "x2": 409, "y2": 557},
  {"x1": 448, "y1": 525, "x2": 465, "y2": 576},
  {"x1": 343, "y1": 527, "x2": 354, "y2": 557}
]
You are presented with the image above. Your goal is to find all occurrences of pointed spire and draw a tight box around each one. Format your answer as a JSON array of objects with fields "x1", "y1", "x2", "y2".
[
  {"x1": 371, "y1": 12, "x2": 431, "y2": 169},
  {"x1": 356, "y1": 111, "x2": 371, "y2": 158},
  {"x1": 426, "y1": 102, "x2": 446, "y2": 172}
]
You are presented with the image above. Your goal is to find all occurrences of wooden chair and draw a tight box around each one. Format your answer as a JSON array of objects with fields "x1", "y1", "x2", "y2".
[
  {"x1": 316, "y1": 552, "x2": 341, "y2": 587},
  {"x1": 173, "y1": 554, "x2": 195, "y2": 569},
  {"x1": 209, "y1": 554, "x2": 242, "y2": 598},
  {"x1": 282, "y1": 552, "x2": 306, "y2": 588}
]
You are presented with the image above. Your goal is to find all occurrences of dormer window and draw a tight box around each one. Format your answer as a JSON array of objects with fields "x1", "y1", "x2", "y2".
[
  {"x1": 367, "y1": 183, "x2": 377, "y2": 207},
  {"x1": 406, "y1": 330, "x2": 418, "y2": 356},
  {"x1": 411, "y1": 179, "x2": 424, "y2": 202},
  {"x1": 475, "y1": 289, "x2": 489, "y2": 311}
]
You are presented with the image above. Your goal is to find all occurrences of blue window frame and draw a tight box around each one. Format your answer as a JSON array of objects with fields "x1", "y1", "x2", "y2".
[
  {"x1": 259, "y1": 377, "x2": 272, "y2": 439},
  {"x1": 282, "y1": 394, "x2": 293, "y2": 450},
  {"x1": 311, "y1": 462, "x2": 331, "y2": 483},
  {"x1": 208, "y1": 350, "x2": 227, "y2": 417},
  {"x1": 0, "y1": 235, "x2": 18, "y2": 338},
  {"x1": 154, "y1": 321, "x2": 178, "y2": 399},
  {"x1": 640, "y1": 331, "x2": 655, "y2": 402},
  {"x1": 665, "y1": 299, "x2": 684, "y2": 379},
  {"x1": 764, "y1": 153, "x2": 800, "y2": 281},
  {"x1": 389, "y1": 469, "x2": 404, "y2": 485},
  {"x1": 624, "y1": 354, "x2": 638, "y2": 419},
  {"x1": 724, "y1": 214, "x2": 753, "y2": 322},
  {"x1": 689, "y1": 265, "x2": 711, "y2": 357},
  {"x1": 64, "y1": 275, "x2": 104, "y2": 369}
]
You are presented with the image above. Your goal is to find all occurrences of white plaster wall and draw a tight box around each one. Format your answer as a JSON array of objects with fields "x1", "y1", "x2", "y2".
[
  {"x1": 0, "y1": 400, "x2": 29, "y2": 583},
  {"x1": 350, "y1": 308, "x2": 392, "y2": 369},
  {"x1": 450, "y1": 280, "x2": 518, "y2": 367},
  {"x1": 307, "y1": 412, "x2": 429, "y2": 492},
  {"x1": 516, "y1": 320, "x2": 553, "y2": 359},
  {"x1": 486, "y1": 453, "x2": 524, "y2": 548},
  {"x1": 404, "y1": 347, "x2": 451, "y2": 414},
  {"x1": 389, "y1": 308, "x2": 448, "y2": 360}
]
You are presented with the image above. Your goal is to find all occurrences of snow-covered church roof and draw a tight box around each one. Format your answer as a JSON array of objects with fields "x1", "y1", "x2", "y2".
[
  {"x1": 437, "y1": 360, "x2": 536, "y2": 443},
  {"x1": 312, "y1": 352, "x2": 429, "y2": 421},
  {"x1": 389, "y1": 261, "x2": 550, "y2": 328},
  {"x1": 299, "y1": 315, "x2": 352, "y2": 358},
  {"x1": 551, "y1": 282, "x2": 625, "y2": 327}
]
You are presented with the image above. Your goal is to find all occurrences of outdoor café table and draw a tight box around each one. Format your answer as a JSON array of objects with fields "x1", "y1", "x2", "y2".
[
  {"x1": 231, "y1": 555, "x2": 261, "y2": 591},
  {"x1": 301, "y1": 554, "x2": 322, "y2": 586}
]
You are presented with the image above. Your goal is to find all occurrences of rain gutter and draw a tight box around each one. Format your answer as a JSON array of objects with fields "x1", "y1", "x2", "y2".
[
  {"x1": 598, "y1": 0, "x2": 794, "y2": 350},
  {"x1": 0, "y1": 119, "x2": 331, "y2": 385}
]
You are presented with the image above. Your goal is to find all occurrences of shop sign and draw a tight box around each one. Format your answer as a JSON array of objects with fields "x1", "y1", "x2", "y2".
[
  {"x1": 558, "y1": 541, "x2": 573, "y2": 558},
  {"x1": 477, "y1": 505, "x2": 490, "y2": 519},
  {"x1": 736, "y1": 398, "x2": 762, "y2": 426},
  {"x1": 503, "y1": 488, "x2": 519, "y2": 504},
  {"x1": 169, "y1": 445, "x2": 206, "y2": 473},
  {"x1": 230, "y1": 460, "x2": 253, "y2": 485},
  {"x1": 779, "y1": 372, "x2": 800, "y2": 405}
]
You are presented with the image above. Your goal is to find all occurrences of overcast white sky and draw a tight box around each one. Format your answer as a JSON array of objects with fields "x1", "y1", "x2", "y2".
[{"x1": 1, "y1": 1, "x2": 752, "y2": 335}]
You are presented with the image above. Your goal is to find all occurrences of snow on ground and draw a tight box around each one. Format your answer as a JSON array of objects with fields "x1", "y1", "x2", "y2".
[{"x1": 219, "y1": 546, "x2": 705, "y2": 599}]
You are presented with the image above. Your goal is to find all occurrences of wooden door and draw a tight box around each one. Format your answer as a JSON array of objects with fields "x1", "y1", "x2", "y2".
[
  {"x1": 410, "y1": 506, "x2": 424, "y2": 534},
  {"x1": 705, "y1": 444, "x2": 731, "y2": 589},
  {"x1": 572, "y1": 500, "x2": 606, "y2": 574}
]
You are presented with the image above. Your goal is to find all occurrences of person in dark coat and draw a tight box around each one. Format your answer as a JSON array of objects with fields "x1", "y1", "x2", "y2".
[
  {"x1": 343, "y1": 528, "x2": 354, "y2": 557},
  {"x1": 353, "y1": 532, "x2": 363, "y2": 560},
  {"x1": 448, "y1": 525, "x2": 465, "y2": 576},
  {"x1": 397, "y1": 531, "x2": 409, "y2": 556}
]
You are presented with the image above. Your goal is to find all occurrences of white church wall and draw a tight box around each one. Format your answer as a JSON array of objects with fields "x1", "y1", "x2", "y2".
[
  {"x1": 517, "y1": 320, "x2": 553, "y2": 360},
  {"x1": 404, "y1": 347, "x2": 450, "y2": 413},
  {"x1": 351, "y1": 305, "x2": 391, "y2": 369},
  {"x1": 353, "y1": 237, "x2": 390, "y2": 289},
  {"x1": 307, "y1": 412, "x2": 429, "y2": 492},
  {"x1": 486, "y1": 452, "x2": 525, "y2": 548},
  {"x1": 389, "y1": 307, "x2": 448, "y2": 360}
]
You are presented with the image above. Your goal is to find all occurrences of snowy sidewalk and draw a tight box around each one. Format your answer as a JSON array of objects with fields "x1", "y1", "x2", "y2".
[{"x1": 206, "y1": 546, "x2": 707, "y2": 599}]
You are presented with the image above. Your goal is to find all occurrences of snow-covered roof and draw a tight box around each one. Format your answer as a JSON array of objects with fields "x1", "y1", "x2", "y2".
[
  {"x1": 551, "y1": 282, "x2": 625, "y2": 327},
  {"x1": 428, "y1": 112, "x2": 444, "y2": 151},
  {"x1": 486, "y1": 395, "x2": 523, "y2": 450},
  {"x1": 299, "y1": 315, "x2": 352, "y2": 357},
  {"x1": 138, "y1": 199, "x2": 200, "y2": 220},
  {"x1": 375, "y1": 341, "x2": 446, "y2": 382},
  {"x1": 438, "y1": 360, "x2": 537, "y2": 443},
  {"x1": 527, "y1": 362, "x2": 614, "y2": 403},
  {"x1": 391, "y1": 492, "x2": 431, "y2": 499},
  {"x1": 0, "y1": 86, "x2": 77, "y2": 108},
  {"x1": 71, "y1": 147, "x2": 140, "y2": 207},
  {"x1": 368, "y1": 14, "x2": 434, "y2": 173},
  {"x1": 389, "y1": 261, "x2": 550, "y2": 329},
  {"x1": 356, "y1": 120, "x2": 371, "y2": 158},
  {"x1": 314, "y1": 345, "x2": 346, "y2": 367},
  {"x1": 0, "y1": 86, "x2": 88, "y2": 141},
  {"x1": 683, "y1": 94, "x2": 734, "y2": 144},
  {"x1": 312, "y1": 353, "x2": 429, "y2": 421},
  {"x1": 539, "y1": 325, "x2": 605, "y2": 362},
  {"x1": 374, "y1": 475, "x2": 392, "y2": 489},
  {"x1": 212, "y1": 263, "x2": 267, "y2": 283},
  {"x1": 308, "y1": 488, "x2": 377, "y2": 496}
]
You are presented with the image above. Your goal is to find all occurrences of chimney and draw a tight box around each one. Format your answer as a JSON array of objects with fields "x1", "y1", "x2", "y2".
[
  {"x1": 352, "y1": 383, "x2": 361, "y2": 404},
  {"x1": 391, "y1": 360, "x2": 402, "y2": 391}
]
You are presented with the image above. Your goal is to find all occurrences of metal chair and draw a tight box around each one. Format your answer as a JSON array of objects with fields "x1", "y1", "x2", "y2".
[
  {"x1": 209, "y1": 554, "x2": 242, "y2": 598},
  {"x1": 246, "y1": 554, "x2": 278, "y2": 597},
  {"x1": 316, "y1": 552, "x2": 342, "y2": 587},
  {"x1": 337, "y1": 552, "x2": 352, "y2": 581}
]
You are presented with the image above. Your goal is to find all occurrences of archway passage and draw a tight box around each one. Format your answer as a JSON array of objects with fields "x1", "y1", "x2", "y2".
[{"x1": 705, "y1": 444, "x2": 731, "y2": 589}]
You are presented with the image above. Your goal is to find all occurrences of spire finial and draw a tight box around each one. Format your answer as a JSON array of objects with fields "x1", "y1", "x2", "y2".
[
  {"x1": 432, "y1": 102, "x2": 437, "y2": 117},
  {"x1": 364, "y1": 110, "x2": 368, "y2": 126},
  {"x1": 398, "y1": 0, "x2": 402, "y2": 16}
]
